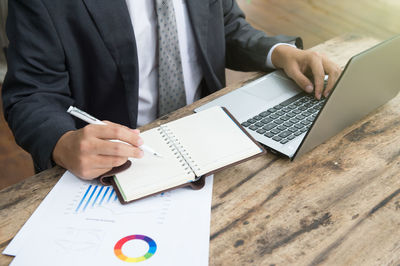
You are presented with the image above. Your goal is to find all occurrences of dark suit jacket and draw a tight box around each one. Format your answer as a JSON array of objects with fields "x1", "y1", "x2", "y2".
[{"x1": 2, "y1": 0, "x2": 302, "y2": 172}]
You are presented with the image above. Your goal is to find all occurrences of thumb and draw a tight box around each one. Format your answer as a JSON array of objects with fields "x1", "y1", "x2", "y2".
[{"x1": 287, "y1": 68, "x2": 314, "y2": 94}]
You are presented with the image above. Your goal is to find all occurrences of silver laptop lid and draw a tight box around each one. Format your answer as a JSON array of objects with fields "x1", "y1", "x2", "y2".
[{"x1": 294, "y1": 35, "x2": 400, "y2": 159}]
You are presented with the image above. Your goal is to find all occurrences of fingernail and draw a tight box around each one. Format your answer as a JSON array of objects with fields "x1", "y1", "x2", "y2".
[
  {"x1": 138, "y1": 150, "x2": 144, "y2": 158},
  {"x1": 317, "y1": 92, "x2": 321, "y2": 100},
  {"x1": 132, "y1": 129, "x2": 140, "y2": 134},
  {"x1": 306, "y1": 85, "x2": 313, "y2": 93},
  {"x1": 137, "y1": 138, "x2": 143, "y2": 146}
]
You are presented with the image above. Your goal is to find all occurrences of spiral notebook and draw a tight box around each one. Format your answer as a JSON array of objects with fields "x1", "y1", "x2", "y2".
[{"x1": 104, "y1": 106, "x2": 265, "y2": 204}]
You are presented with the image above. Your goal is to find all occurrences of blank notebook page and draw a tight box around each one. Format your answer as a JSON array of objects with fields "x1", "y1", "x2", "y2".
[
  {"x1": 165, "y1": 106, "x2": 263, "y2": 176},
  {"x1": 114, "y1": 128, "x2": 196, "y2": 202}
]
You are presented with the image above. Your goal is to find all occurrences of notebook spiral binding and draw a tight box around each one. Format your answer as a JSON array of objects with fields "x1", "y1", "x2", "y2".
[{"x1": 158, "y1": 125, "x2": 201, "y2": 175}]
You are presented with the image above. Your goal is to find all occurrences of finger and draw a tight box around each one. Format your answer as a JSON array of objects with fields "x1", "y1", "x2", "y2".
[
  {"x1": 91, "y1": 155, "x2": 129, "y2": 169},
  {"x1": 93, "y1": 138, "x2": 144, "y2": 158},
  {"x1": 286, "y1": 67, "x2": 314, "y2": 94},
  {"x1": 309, "y1": 56, "x2": 325, "y2": 100},
  {"x1": 84, "y1": 123, "x2": 143, "y2": 147},
  {"x1": 322, "y1": 59, "x2": 341, "y2": 97},
  {"x1": 324, "y1": 75, "x2": 336, "y2": 97}
]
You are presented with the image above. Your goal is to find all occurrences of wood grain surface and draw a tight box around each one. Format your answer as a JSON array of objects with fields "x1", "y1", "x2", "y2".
[{"x1": 1, "y1": 35, "x2": 400, "y2": 266}]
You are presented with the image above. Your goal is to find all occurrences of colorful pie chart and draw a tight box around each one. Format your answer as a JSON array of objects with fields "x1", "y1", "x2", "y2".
[{"x1": 114, "y1": 235, "x2": 157, "y2": 263}]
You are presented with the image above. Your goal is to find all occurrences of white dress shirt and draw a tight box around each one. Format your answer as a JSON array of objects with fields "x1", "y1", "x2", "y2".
[{"x1": 125, "y1": 0, "x2": 293, "y2": 126}]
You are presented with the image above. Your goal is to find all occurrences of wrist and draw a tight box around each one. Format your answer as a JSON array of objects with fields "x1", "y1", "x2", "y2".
[
  {"x1": 270, "y1": 44, "x2": 298, "y2": 69},
  {"x1": 52, "y1": 130, "x2": 74, "y2": 168}
]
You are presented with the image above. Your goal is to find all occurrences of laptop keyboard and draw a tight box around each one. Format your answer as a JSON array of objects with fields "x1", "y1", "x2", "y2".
[{"x1": 241, "y1": 93, "x2": 326, "y2": 145}]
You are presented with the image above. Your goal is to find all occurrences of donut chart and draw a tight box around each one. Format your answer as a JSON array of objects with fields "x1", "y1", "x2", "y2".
[{"x1": 114, "y1": 235, "x2": 157, "y2": 263}]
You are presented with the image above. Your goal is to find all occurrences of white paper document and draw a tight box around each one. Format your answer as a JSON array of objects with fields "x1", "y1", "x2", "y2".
[{"x1": 5, "y1": 171, "x2": 213, "y2": 266}]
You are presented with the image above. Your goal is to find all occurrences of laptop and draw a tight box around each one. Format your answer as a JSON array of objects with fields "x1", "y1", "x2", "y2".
[{"x1": 195, "y1": 35, "x2": 400, "y2": 160}]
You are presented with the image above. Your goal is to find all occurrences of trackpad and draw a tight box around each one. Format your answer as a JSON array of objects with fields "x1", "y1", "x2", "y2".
[
  {"x1": 241, "y1": 73, "x2": 301, "y2": 102},
  {"x1": 195, "y1": 89, "x2": 268, "y2": 121}
]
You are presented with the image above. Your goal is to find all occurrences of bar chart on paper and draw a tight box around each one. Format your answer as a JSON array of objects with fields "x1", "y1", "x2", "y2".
[
  {"x1": 74, "y1": 185, "x2": 118, "y2": 213},
  {"x1": 64, "y1": 181, "x2": 173, "y2": 225}
]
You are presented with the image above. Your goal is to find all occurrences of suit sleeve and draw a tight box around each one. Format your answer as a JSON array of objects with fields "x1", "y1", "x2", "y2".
[
  {"x1": 223, "y1": 0, "x2": 303, "y2": 72},
  {"x1": 2, "y1": 0, "x2": 76, "y2": 172}
]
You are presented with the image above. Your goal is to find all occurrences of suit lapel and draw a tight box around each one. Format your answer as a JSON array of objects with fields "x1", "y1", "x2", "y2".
[
  {"x1": 82, "y1": 0, "x2": 139, "y2": 127},
  {"x1": 186, "y1": 0, "x2": 209, "y2": 58}
]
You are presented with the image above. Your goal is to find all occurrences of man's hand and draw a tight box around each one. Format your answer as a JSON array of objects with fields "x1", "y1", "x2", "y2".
[
  {"x1": 53, "y1": 121, "x2": 144, "y2": 180},
  {"x1": 271, "y1": 45, "x2": 342, "y2": 100}
]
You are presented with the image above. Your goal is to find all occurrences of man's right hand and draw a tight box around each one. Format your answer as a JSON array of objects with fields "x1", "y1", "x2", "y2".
[{"x1": 52, "y1": 121, "x2": 144, "y2": 180}]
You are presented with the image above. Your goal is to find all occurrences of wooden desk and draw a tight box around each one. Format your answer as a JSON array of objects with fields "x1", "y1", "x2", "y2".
[{"x1": 1, "y1": 35, "x2": 399, "y2": 265}]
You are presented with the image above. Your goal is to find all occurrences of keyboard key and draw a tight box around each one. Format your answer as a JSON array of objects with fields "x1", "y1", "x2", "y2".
[
  {"x1": 261, "y1": 118, "x2": 273, "y2": 124},
  {"x1": 263, "y1": 123, "x2": 276, "y2": 131},
  {"x1": 259, "y1": 111, "x2": 270, "y2": 117},
  {"x1": 268, "y1": 107, "x2": 277, "y2": 113},
  {"x1": 290, "y1": 118, "x2": 299, "y2": 123},
  {"x1": 283, "y1": 121, "x2": 293, "y2": 127},
  {"x1": 287, "y1": 112, "x2": 296, "y2": 118},
  {"x1": 269, "y1": 114, "x2": 279, "y2": 119},
  {"x1": 256, "y1": 129, "x2": 267, "y2": 134},
  {"x1": 303, "y1": 110, "x2": 314, "y2": 116},
  {"x1": 301, "y1": 120, "x2": 311, "y2": 125},
  {"x1": 254, "y1": 122, "x2": 263, "y2": 127},
  {"x1": 272, "y1": 136, "x2": 282, "y2": 142},
  {"x1": 296, "y1": 114, "x2": 306, "y2": 120},
  {"x1": 294, "y1": 131, "x2": 303, "y2": 136},
  {"x1": 288, "y1": 127, "x2": 298, "y2": 133},
  {"x1": 300, "y1": 128, "x2": 308, "y2": 133},
  {"x1": 280, "y1": 139, "x2": 289, "y2": 144},
  {"x1": 253, "y1": 115, "x2": 262, "y2": 121},
  {"x1": 294, "y1": 101, "x2": 303, "y2": 106},
  {"x1": 304, "y1": 103, "x2": 313, "y2": 107},
  {"x1": 271, "y1": 128, "x2": 281, "y2": 134},
  {"x1": 276, "y1": 110, "x2": 285, "y2": 116},
  {"x1": 241, "y1": 122, "x2": 251, "y2": 127},
  {"x1": 306, "y1": 117, "x2": 315, "y2": 122},
  {"x1": 287, "y1": 104, "x2": 297, "y2": 110},
  {"x1": 274, "y1": 105, "x2": 283, "y2": 110},
  {"x1": 280, "y1": 115, "x2": 290, "y2": 121},
  {"x1": 249, "y1": 125, "x2": 259, "y2": 131},
  {"x1": 264, "y1": 132, "x2": 274, "y2": 138},
  {"x1": 277, "y1": 125, "x2": 286, "y2": 131},
  {"x1": 292, "y1": 109, "x2": 302, "y2": 114},
  {"x1": 299, "y1": 106, "x2": 307, "y2": 111},
  {"x1": 294, "y1": 123, "x2": 304, "y2": 129},
  {"x1": 274, "y1": 119, "x2": 284, "y2": 125},
  {"x1": 278, "y1": 131, "x2": 291, "y2": 138},
  {"x1": 280, "y1": 93, "x2": 304, "y2": 106},
  {"x1": 287, "y1": 135, "x2": 296, "y2": 140},
  {"x1": 247, "y1": 118, "x2": 256, "y2": 124}
]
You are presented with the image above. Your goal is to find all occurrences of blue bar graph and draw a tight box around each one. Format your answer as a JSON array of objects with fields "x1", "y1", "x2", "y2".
[
  {"x1": 99, "y1": 187, "x2": 110, "y2": 206},
  {"x1": 75, "y1": 184, "x2": 118, "y2": 213},
  {"x1": 107, "y1": 189, "x2": 115, "y2": 203}
]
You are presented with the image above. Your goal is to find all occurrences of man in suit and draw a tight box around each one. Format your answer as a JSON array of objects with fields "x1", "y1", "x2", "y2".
[{"x1": 2, "y1": 0, "x2": 340, "y2": 179}]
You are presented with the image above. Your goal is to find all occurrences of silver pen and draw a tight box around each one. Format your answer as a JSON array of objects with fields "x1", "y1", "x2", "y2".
[{"x1": 67, "y1": 106, "x2": 163, "y2": 157}]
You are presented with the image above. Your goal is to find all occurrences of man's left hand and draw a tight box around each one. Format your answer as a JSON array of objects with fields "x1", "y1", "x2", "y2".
[{"x1": 271, "y1": 45, "x2": 342, "y2": 100}]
